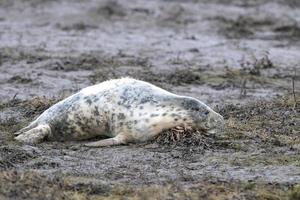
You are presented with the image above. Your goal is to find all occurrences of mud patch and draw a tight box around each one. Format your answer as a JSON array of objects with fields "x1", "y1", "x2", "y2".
[
  {"x1": 56, "y1": 22, "x2": 98, "y2": 32},
  {"x1": 8, "y1": 76, "x2": 33, "y2": 84},
  {"x1": 219, "y1": 96, "x2": 299, "y2": 147},
  {"x1": 0, "y1": 170, "x2": 298, "y2": 200},
  {"x1": 94, "y1": 0, "x2": 127, "y2": 19},
  {"x1": 212, "y1": 12, "x2": 300, "y2": 40},
  {"x1": 91, "y1": 66, "x2": 203, "y2": 88},
  {"x1": 212, "y1": 15, "x2": 274, "y2": 39},
  {"x1": 0, "y1": 146, "x2": 37, "y2": 170},
  {"x1": 0, "y1": 171, "x2": 84, "y2": 200},
  {"x1": 274, "y1": 25, "x2": 300, "y2": 40}
]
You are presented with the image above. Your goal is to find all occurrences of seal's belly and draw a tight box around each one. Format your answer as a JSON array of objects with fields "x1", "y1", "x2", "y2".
[{"x1": 49, "y1": 104, "x2": 109, "y2": 141}]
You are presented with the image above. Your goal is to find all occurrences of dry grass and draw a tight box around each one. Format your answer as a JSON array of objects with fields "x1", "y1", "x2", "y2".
[{"x1": 0, "y1": 170, "x2": 296, "y2": 200}]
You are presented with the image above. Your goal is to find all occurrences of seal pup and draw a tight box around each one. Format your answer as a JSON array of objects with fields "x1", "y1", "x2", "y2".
[{"x1": 15, "y1": 78, "x2": 224, "y2": 147}]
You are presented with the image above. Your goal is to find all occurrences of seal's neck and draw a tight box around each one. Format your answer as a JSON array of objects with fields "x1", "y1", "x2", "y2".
[{"x1": 147, "y1": 108, "x2": 195, "y2": 136}]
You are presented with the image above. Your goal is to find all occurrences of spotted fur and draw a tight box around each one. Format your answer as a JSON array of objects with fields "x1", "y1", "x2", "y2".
[{"x1": 15, "y1": 78, "x2": 224, "y2": 147}]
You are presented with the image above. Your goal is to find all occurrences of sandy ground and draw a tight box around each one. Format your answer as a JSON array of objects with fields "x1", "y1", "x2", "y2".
[{"x1": 0, "y1": 0, "x2": 299, "y2": 199}]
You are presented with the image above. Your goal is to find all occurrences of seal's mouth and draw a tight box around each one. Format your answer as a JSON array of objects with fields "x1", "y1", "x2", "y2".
[
  {"x1": 196, "y1": 124, "x2": 213, "y2": 134},
  {"x1": 205, "y1": 121, "x2": 225, "y2": 133},
  {"x1": 196, "y1": 126, "x2": 223, "y2": 135},
  {"x1": 203, "y1": 111, "x2": 225, "y2": 134}
]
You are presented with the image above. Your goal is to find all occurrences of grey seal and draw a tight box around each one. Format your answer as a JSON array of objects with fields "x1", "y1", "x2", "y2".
[{"x1": 15, "y1": 78, "x2": 224, "y2": 147}]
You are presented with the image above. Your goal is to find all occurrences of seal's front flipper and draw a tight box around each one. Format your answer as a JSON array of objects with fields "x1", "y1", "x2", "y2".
[
  {"x1": 15, "y1": 124, "x2": 51, "y2": 144},
  {"x1": 84, "y1": 134, "x2": 128, "y2": 147}
]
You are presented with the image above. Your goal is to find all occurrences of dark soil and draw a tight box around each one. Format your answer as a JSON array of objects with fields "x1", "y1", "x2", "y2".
[{"x1": 0, "y1": 0, "x2": 299, "y2": 199}]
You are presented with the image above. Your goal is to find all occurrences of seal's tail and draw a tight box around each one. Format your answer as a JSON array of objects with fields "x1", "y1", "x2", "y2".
[{"x1": 15, "y1": 124, "x2": 51, "y2": 144}]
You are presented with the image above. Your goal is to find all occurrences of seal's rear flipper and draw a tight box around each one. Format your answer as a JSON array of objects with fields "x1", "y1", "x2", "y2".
[
  {"x1": 15, "y1": 124, "x2": 51, "y2": 144},
  {"x1": 14, "y1": 122, "x2": 38, "y2": 136}
]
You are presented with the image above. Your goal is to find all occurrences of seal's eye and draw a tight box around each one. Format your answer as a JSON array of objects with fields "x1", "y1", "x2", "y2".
[{"x1": 204, "y1": 111, "x2": 209, "y2": 115}]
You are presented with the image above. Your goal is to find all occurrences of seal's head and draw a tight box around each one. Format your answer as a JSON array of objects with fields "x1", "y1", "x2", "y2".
[{"x1": 180, "y1": 97, "x2": 225, "y2": 134}]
